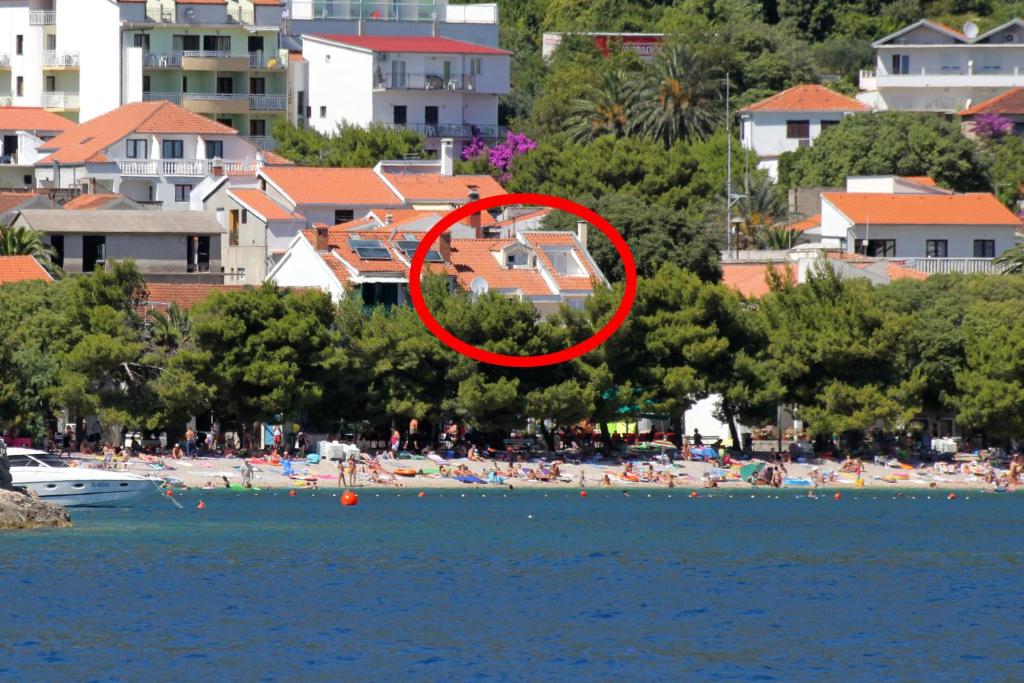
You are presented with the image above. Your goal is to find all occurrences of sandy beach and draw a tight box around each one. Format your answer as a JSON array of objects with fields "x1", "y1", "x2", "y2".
[{"x1": 86, "y1": 451, "x2": 1017, "y2": 492}]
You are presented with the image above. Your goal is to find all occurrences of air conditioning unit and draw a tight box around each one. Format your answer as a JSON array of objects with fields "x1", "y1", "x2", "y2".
[
  {"x1": 1007, "y1": 33, "x2": 1016, "y2": 42},
  {"x1": 377, "y1": 52, "x2": 389, "y2": 62}
]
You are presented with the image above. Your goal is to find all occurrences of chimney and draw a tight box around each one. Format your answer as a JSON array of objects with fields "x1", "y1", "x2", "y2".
[
  {"x1": 467, "y1": 185, "x2": 482, "y2": 238},
  {"x1": 576, "y1": 220, "x2": 588, "y2": 250},
  {"x1": 385, "y1": 212, "x2": 394, "y2": 225},
  {"x1": 438, "y1": 231, "x2": 452, "y2": 262},
  {"x1": 210, "y1": 157, "x2": 224, "y2": 177},
  {"x1": 440, "y1": 138, "x2": 454, "y2": 176},
  {"x1": 314, "y1": 223, "x2": 330, "y2": 251}
]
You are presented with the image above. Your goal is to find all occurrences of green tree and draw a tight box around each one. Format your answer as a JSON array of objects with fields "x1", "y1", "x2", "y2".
[
  {"x1": 0, "y1": 225, "x2": 58, "y2": 263},
  {"x1": 271, "y1": 120, "x2": 425, "y2": 167}
]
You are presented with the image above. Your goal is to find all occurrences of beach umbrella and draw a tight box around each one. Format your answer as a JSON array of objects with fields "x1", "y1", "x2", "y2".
[{"x1": 690, "y1": 446, "x2": 718, "y2": 460}]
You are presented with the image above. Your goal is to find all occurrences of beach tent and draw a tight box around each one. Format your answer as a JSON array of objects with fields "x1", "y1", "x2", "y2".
[{"x1": 690, "y1": 446, "x2": 718, "y2": 460}]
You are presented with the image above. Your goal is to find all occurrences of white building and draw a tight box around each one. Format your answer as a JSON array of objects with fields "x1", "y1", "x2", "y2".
[
  {"x1": 0, "y1": 105, "x2": 76, "y2": 188},
  {"x1": 34, "y1": 100, "x2": 272, "y2": 209},
  {"x1": 0, "y1": 0, "x2": 290, "y2": 149},
  {"x1": 301, "y1": 33, "x2": 510, "y2": 153},
  {"x1": 739, "y1": 85, "x2": 867, "y2": 180},
  {"x1": 858, "y1": 18, "x2": 1024, "y2": 112}
]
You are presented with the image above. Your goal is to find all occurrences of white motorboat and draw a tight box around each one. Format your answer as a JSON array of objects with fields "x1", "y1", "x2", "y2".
[{"x1": 8, "y1": 447, "x2": 156, "y2": 507}]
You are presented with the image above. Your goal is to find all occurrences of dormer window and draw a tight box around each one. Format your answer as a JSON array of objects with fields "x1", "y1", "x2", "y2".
[
  {"x1": 502, "y1": 245, "x2": 533, "y2": 269},
  {"x1": 543, "y1": 247, "x2": 585, "y2": 276}
]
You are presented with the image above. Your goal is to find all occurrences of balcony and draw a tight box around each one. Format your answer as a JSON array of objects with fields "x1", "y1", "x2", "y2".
[
  {"x1": 249, "y1": 52, "x2": 286, "y2": 70},
  {"x1": 181, "y1": 51, "x2": 250, "y2": 71},
  {"x1": 29, "y1": 10, "x2": 56, "y2": 25},
  {"x1": 141, "y1": 4, "x2": 253, "y2": 25},
  {"x1": 872, "y1": 66, "x2": 1024, "y2": 89},
  {"x1": 249, "y1": 94, "x2": 286, "y2": 111},
  {"x1": 227, "y1": 6, "x2": 254, "y2": 25},
  {"x1": 384, "y1": 122, "x2": 507, "y2": 139},
  {"x1": 295, "y1": 0, "x2": 443, "y2": 21},
  {"x1": 142, "y1": 91, "x2": 182, "y2": 105},
  {"x1": 116, "y1": 158, "x2": 264, "y2": 177},
  {"x1": 0, "y1": 93, "x2": 10, "y2": 107},
  {"x1": 42, "y1": 52, "x2": 80, "y2": 69},
  {"x1": 183, "y1": 92, "x2": 250, "y2": 114},
  {"x1": 374, "y1": 72, "x2": 479, "y2": 91},
  {"x1": 893, "y1": 258, "x2": 1006, "y2": 275},
  {"x1": 144, "y1": 52, "x2": 183, "y2": 68},
  {"x1": 41, "y1": 91, "x2": 79, "y2": 111},
  {"x1": 246, "y1": 136, "x2": 278, "y2": 151}
]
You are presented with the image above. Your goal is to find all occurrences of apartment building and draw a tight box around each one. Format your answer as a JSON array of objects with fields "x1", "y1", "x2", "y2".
[
  {"x1": 301, "y1": 33, "x2": 509, "y2": 153},
  {"x1": 0, "y1": 0, "x2": 290, "y2": 149},
  {"x1": 858, "y1": 18, "x2": 1024, "y2": 112}
]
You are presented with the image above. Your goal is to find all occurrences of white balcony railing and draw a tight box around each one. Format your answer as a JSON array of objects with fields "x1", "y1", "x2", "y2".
[
  {"x1": 118, "y1": 160, "x2": 159, "y2": 176},
  {"x1": 894, "y1": 258, "x2": 1007, "y2": 275},
  {"x1": 144, "y1": 52, "x2": 183, "y2": 67},
  {"x1": 29, "y1": 10, "x2": 56, "y2": 25},
  {"x1": 249, "y1": 52, "x2": 286, "y2": 69},
  {"x1": 181, "y1": 50, "x2": 233, "y2": 60},
  {"x1": 116, "y1": 158, "x2": 264, "y2": 177},
  {"x1": 249, "y1": 94, "x2": 286, "y2": 110},
  {"x1": 142, "y1": 91, "x2": 182, "y2": 105},
  {"x1": 374, "y1": 72, "x2": 478, "y2": 91},
  {"x1": 0, "y1": 94, "x2": 11, "y2": 107},
  {"x1": 384, "y1": 122, "x2": 507, "y2": 139},
  {"x1": 41, "y1": 91, "x2": 79, "y2": 110},
  {"x1": 42, "y1": 51, "x2": 80, "y2": 68},
  {"x1": 227, "y1": 6, "x2": 255, "y2": 25}
]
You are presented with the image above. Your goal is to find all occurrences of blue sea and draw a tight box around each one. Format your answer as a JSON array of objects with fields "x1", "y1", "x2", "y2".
[{"x1": 1, "y1": 488, "x2": 1021, "y2": 681}]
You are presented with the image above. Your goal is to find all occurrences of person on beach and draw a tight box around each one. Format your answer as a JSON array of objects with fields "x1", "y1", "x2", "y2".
[
  {"x1": 344, "y1": 455, "x2": 357, "y2": 487},
  {"x1": 241, "y1": 459, "x2": 254, "y2": 488},
  {"x1": 467, "y1": 444, "x2": 482, "y2": 461},
  {"x1": 390, "y1": 429, "x2": 400, "y2": 455},
  {"x1": 579, "y1": 468, "x2": 586, "y2": 488},
  {"x1": 172, "y1": 443, "x2": 184, "y2": 460},
  {"x1": 185, "y1": 427, "x2": 196, "y2": 459},
  {"x1": 692, "y1": 429, "x2": 703, "y2": 447},
  {"x1": 221, "y1": 476, "x2": 231, "y2": 488},
  {"x1": 61, "y1": 426, "x2": 74, "y2": 456},
  {"x1": 600, "y1": 474, "x2": 612, "y2": 487}
]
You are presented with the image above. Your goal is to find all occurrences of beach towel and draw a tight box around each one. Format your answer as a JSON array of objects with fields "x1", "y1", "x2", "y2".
[
  {"x1": 428, "y1": 454, "x2": 448, "y2": 465},
  {"x1": 454, "y1": 475, "x2": 486, "y2": 484},
  {"x1": 487, "y1": 471, "x2": 505, "y2": 484}
]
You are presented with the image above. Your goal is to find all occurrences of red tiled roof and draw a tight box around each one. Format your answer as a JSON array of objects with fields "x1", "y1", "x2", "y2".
[
  {"x1": 823, "y1": 192, "x2": 1022, "y2": 226},
  {"x1": 0, "y1": 107, "x2": 77, "y2": 132},
  {"x1": 288, "y1": 52, "x2": 306, "y2": 63},
  {"x1": 521, "y1": 232, "x2": 600, "y2": 291},
  {"x1": 887, "y1": 262, "x2": 930, "y2": 281},
  {"x1": 960, "y1": 88, "x2": 1024, "y2": 116},
  {"x1": 62, "y1": 193, "x2": 124, "y2": 210},
  {"x1": 899, "y1": 176, "x2": 937, "y2": 188},
  {"x1": 740, "y1": 84, "x2": 868, "y2": 113},
  {"x1": 448, "y1": 239, "x2": 552, "y2": 296},
  {"x1": 0, "y1": 191, "x2": 46, "y2": 215},
  {"x1": 261, "y1": 150, "x2": 293, "y2": 166},
  {"x1": 790, "y1": 214, "x2": 820, "y2": 232},
  {"x1": 38, "y1": 101, "x2": 237, "y2": 165},
  {"x1": 143, "y1": 283, "x2": 244, "y2": 311},
  {"x1": 309, "y1": 34, "x2": 511, "y2": 55},
  {"x1": 384, "y1": 172, "x2": 506, "y2": 202},
  {"x1": 0, "y1": 255, "x2": 52, "y2": 284},
  {"x1": 228, "y1": 189, "x2": 304, "y2": 221},
  {"x1": 250, "y1": 0, "x2": 283, "y2": 5},
  {"x1": 262, "y1": 167, "x2": 401, "y2": 206},
  {"x1": 722, "y1": 263, "x2": 793, "y2": 298}
]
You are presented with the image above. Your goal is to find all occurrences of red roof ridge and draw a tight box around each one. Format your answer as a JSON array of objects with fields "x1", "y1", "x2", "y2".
[
  {"x1": 741, "y1": 84, "x2": 869, "y2": 113},
  {"x1": 960, "y1": 87, "x2": 1024, "y2": 116}
]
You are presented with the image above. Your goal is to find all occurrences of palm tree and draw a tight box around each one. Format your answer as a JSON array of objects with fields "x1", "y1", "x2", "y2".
[
  {"x1": 763, "y1": 226, "x2": 807, "y2": 250},
  {"x1": 566, "y1": 70, "x2": 637, "y2": 143},
  {"x1": 995, "y1": 243, "x2": 1024, "y2": 273},
  {"x1": 148, "y1": 303, "x2": 191, "y2": 350},
  {"x1": 629, "y1": 44, "x2": 723, "y2": 145},
  {"x1": 0, "y1": 225, "x2": 57, "y2": 262}
]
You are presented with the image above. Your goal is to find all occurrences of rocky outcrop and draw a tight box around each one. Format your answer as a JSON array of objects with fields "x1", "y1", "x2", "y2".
[{"x1": 0, "y1": 489, "x2": 72, "y2": 530}]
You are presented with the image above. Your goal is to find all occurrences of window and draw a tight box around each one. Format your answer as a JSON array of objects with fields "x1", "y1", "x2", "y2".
[
  {"x1": 186, "y1": 235, "x2": 211, "y2": 273},
  {"x1": 360, "y1": 282, "x2": 399, "y2": 307},
  {"x1": 174, "y1": 183, "x2": 193, "y2": 202},
  {"x1": 203, "y1": 35, "x2": 230, "y2": 53},
  {"x1": 45, "y1": 76, "x2": 55, "y2": 92},
  {"x1": 925, "y1": 239, "x2": 948, "y2": 258},
  {"x1": 126, "y1": 139, "x2": 148, "y2": 159},
  {"x1": 820, "y1": 120, "x2": 840, "y2": 131},
  {"x1": 891, "y1": 54, "x2": 910, "y2": 75},
  {"x1": 228, "y1": 209, "x2": 240, "y2": 245},
  {"x1": 247, "y1": 35, "x2": 264, "y2": 54},
  {"x1": 425, "y1": 105, "x2": 439, "y2": 126},
  {"x1": 204, "y1": 140, "x2": 223, "y2": 159},
  {"x1": 15, "y1": 35, "x2": 23, "y2": 55},
  {"x1": 390, "y1": 60, "x2": 406, "y2": 88},
  {"x1": 543, "y1": 248, "x2": 584, "y2": 276},
  {"x1": 241, "y1": 209, "x2": 248, "y2": 224},
  {"x1": 182, "y1": 76, "x2": 188, "y2": 93},
  {"x1": 46, "y1": 34, "x2": 56, "y2": 51},
  {"x1": 216, "y1": 117, "x2": 233, "y2": 127},
  {"x1": 319, "y1": 105, "x2": 327, "y2": 118},
  {"x1": 162, "y1": 139, "x2": 184, "y2": 159},
  {"x1": 235, "y1": 267, "x2": 246, "y2": 282},
  {"x1": 334, "y1": 209, "x2": 354, "y2": 224},
  {"x1": 142, "y1": 75, "x2": 151, "y2": 92},
  {"x1": 393, "y1": 105, "x2": 407, "y2": 125},
  {"x1": 216, "y1": 77, "x2": 234, "y2": 95},
  {"x1": 786, "y1": 120, "x2": 810, "y2": 139},
  {"x1": 49, "y1": 236, "x2": 64, "y2": 269},
  {"x1": 173, "y1": 35, "x2": 200, "y2": 52},
  {"x1": 83, "y1": 236, "x2": 106, "y2": 272},
  {"x1": 297, "y1": 91, "x2": 306, "y2": 117},
  {"x1": 249, "y1": 77, "x2": 265, "y2": 95},
  {"x1": 974, "y1": 239, "x2": 996, "y2": 257},
  {"x1": 16, "y1": 77, "x2": 23, "y2": 97},
  {"x1": 133, "y1": 34, "x2": 150, "y2": 50},
  {"x1": 249, "y1": 119, "x2": 266, "y2": 136},
  {"x1": 855, "y1": 239, "x2": 896, "y2": 257},
  {"x1": 470, "y1": 58, "x2": 482, "y2": 75}
]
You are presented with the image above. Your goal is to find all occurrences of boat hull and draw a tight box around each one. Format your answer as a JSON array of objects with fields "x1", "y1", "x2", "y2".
[{"x1": 13, "y1": 474, "x2": 154, "y2": 507}]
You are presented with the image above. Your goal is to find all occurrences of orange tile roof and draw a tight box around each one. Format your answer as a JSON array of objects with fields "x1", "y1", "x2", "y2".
[
  {"x1": 143, "y1": 283, "x2": 245, "y2": 311},
  {"x1": 38, "y1": 101, "x2": 238, "y2": 165},
  {"x1": 0, "y1": 107, "x2": 77, "y2": 132},
  {"x1": 960, "y1": 88, "x2": 1024, "y2": 116},
  {"x1": 362, "y1": 208, "x2": 497, "y2": 229},
  {"x1": 288, "y1": 52, "x2": 307, "y2": 62},
  {"x1": 887, "y1": 262, "x2": 930, "y2": 281},
  {"x1": 306, "y1": 227, "x2": 408, "y2": 274},
  {"x1": 790, "y1": 214, "x2": 820, "y2": 232},
  {"x1": 899, "y1": 176, "x2": 937, "y2": 188},
  {"x1": 448, "y1": 239, "x2": 552, "y2": 296},
  {"x1": 740, "y1": 84, "x2": 869, "y2": 113},
  {"x1": 263, "y1": 167, "x2": 401, "y2": 206},
  {"x1": 0, "y1": 191, "x2": 48, "y2": 215},
  {"x1": 229, "y1": 189, "x2": 304, "y2": 221},
  {"x1": 62, "y1": 193, "x2": 124, "y2": 210},
  {"x1": 384, "y1": 172, "x2": 506, "y2": 202},
  {"x1": 823, "y1": 192, "x2": 1022, "y2": 226},
  {"x1": 521, "y1": 231, "x2": 600, "y2": 291},
  {"x1": 251, "y1": 0, "x2": 283, "y2": 4},
  {"x1": 261, "y1": 150, "x2": 293, "y2": 165},
  {"x1": 0, "y1": 256, "x2": 52, "y2": 284},
  {"x1": 722, "y1": 263, "x2": 793, "y2": 298}
]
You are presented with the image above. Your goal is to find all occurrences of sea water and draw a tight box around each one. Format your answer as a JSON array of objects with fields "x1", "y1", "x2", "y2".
[{"x1": 1, "y1": 489, "x2": 1021, "y2": 681}]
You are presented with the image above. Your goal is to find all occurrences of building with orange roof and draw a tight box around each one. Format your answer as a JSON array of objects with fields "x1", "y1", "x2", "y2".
[
  {"x1": 62, "y1": 193, "x2": 142, "y2": 210},
  {"x1": 0, "y1": 191, "x2": 57, "y2": 224},
  {"x1": 0, "y1": 107, "x2": 79, "y2": 189},
  {"x1": 739, "y1": 85, "x2": 868, "y2": 180},
  {"x1": 32, "y1": 101, "x2": 265, "y2": 210},
  {"x1": 0, "y1": 255, "x2": 53, "y2": 285},
  {"x1": 141, "y1": 282, "x2": 248, "y2": 312},
  {"x1": 860, "y1": 18, "x2": 1024, "y2": 113}
]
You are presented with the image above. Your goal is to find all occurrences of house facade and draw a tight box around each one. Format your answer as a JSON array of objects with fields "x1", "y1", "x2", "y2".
[
  {"x1": 0, "y1": 106, "x2": 76, "y2": 188},
  {"x1": 739, "y1": 85, "x2": 867, "y2": 180},
  {"x1": 858, "y1": 18, "x2": 1024, "y2": 112},
  {"x1": 301, "y1": 33, "x2": 510, "y2": 153}
]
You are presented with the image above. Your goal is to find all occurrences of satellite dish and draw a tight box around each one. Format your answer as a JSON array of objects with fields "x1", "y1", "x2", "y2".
[
  {"x1": 469, "y1": 277, "x2": 489, "y2": 296},
  {"x1": 963, "y1": 22, "x2": 979, "y2": 39}
]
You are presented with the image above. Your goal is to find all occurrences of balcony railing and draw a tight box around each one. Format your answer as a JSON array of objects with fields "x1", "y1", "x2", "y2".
[
  {"x1": 182, "y1": 50, "x2": 233, "y2": 60},
  {"x1": 116, "y1": 158, "x2": 264, "y2": 177},
  {"x1": 249, "y1": 52, "x2": 286, "y2": 69},
  {"x1": 246, "y1": 136, "x2": 278, "y2": 151},
  {"x1": 227, "y1": 6, "x2": 255, "y2": 25},
  {"x1": 0, "y1": 94, "x2": 11, "y2": 107},
  {"x1": 144, "y1": 52, "x2": 183, "y2": 68},
  {"x1": 142, "y1": 91, "x2": 182, "y2": 105},
  {"x1": 183, "y1": 92, "x2": 249, "y2": 102},
  {"x1": 894, "y1": 258, "x2": 1007, "y2": 275},
  {"x1": 145, "y1": 6, "x2": 175, "y2": 23},
  {"x1": 249, "y1": 94, "x2": 286, "y2": 110},
  {"x1": 42, "y1": 52, "x2": 80, "y2": 68},
  {"x1": 29, "y1": 10, "x2": 56, "y2": 25},
  {"x1": 374, "y1": 72, "x2": 478, "y2": 91},
  {"x1": 141, "y1": 4, "x2": 256, "y2": 25},
  {"x1": 384, "y1": 122, "x2": 507, "y2": 139},
  {"x1": 41, "y1": 92, "x2": 79, "y2": 110},
  {"x1": 297, "y1": 0, "x2": 443, "y2": 22}
]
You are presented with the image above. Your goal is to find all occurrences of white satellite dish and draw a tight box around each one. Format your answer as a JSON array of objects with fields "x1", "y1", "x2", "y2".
[
  {"x1": 469, "y1": 277, "x2": 489, "y2": 296},
  {"x1": 963, "y1": 22, "x2": 979, "y2": 40}
]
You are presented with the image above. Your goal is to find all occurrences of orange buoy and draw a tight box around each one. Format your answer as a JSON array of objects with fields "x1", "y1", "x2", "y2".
[
  {"x1": 579, "y1": 490, "x2": 587, "y2": 498},
  {"x1": 340, "y1": 490, "x2": 358, "y2": 506},
  {"x1": 689, "y1": 491, "x2": 699, "y2": 498},
  {"x1": 289, "y1": 490, "x2": 296, "y2": 497},
  {"x1": 834, "y1": 492, "x2": 842, "y2": 500},
  {"x1": 947, "y1": 492, "x2": 957, "y2": 500},
  {"x1": 165, "y1": 489, "x2": 174, "y2": 497},
  {"x1": 418, "y1": 491, "x2": 426, "y2": 498},
  {"x1": 197, "y1": 500, "x2": 205, "y2": 510}
]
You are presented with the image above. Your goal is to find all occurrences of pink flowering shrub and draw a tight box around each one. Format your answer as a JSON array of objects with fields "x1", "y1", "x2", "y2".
[
  {"x1": 974, "y1": 113, "x2": 1013, "y2": 139},
  {"x1": 460, "y1": 130, "x2": 537, "y2": 182}
]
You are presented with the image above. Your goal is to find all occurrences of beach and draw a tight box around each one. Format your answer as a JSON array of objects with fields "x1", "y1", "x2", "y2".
[{"x1": 95, "y1": 451, "x2": 1013, "y2": 492}]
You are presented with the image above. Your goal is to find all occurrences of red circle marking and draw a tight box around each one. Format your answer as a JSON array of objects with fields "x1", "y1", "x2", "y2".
[{"x1": 407, "y1": 193, "x2": 637, "y2": 368}]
